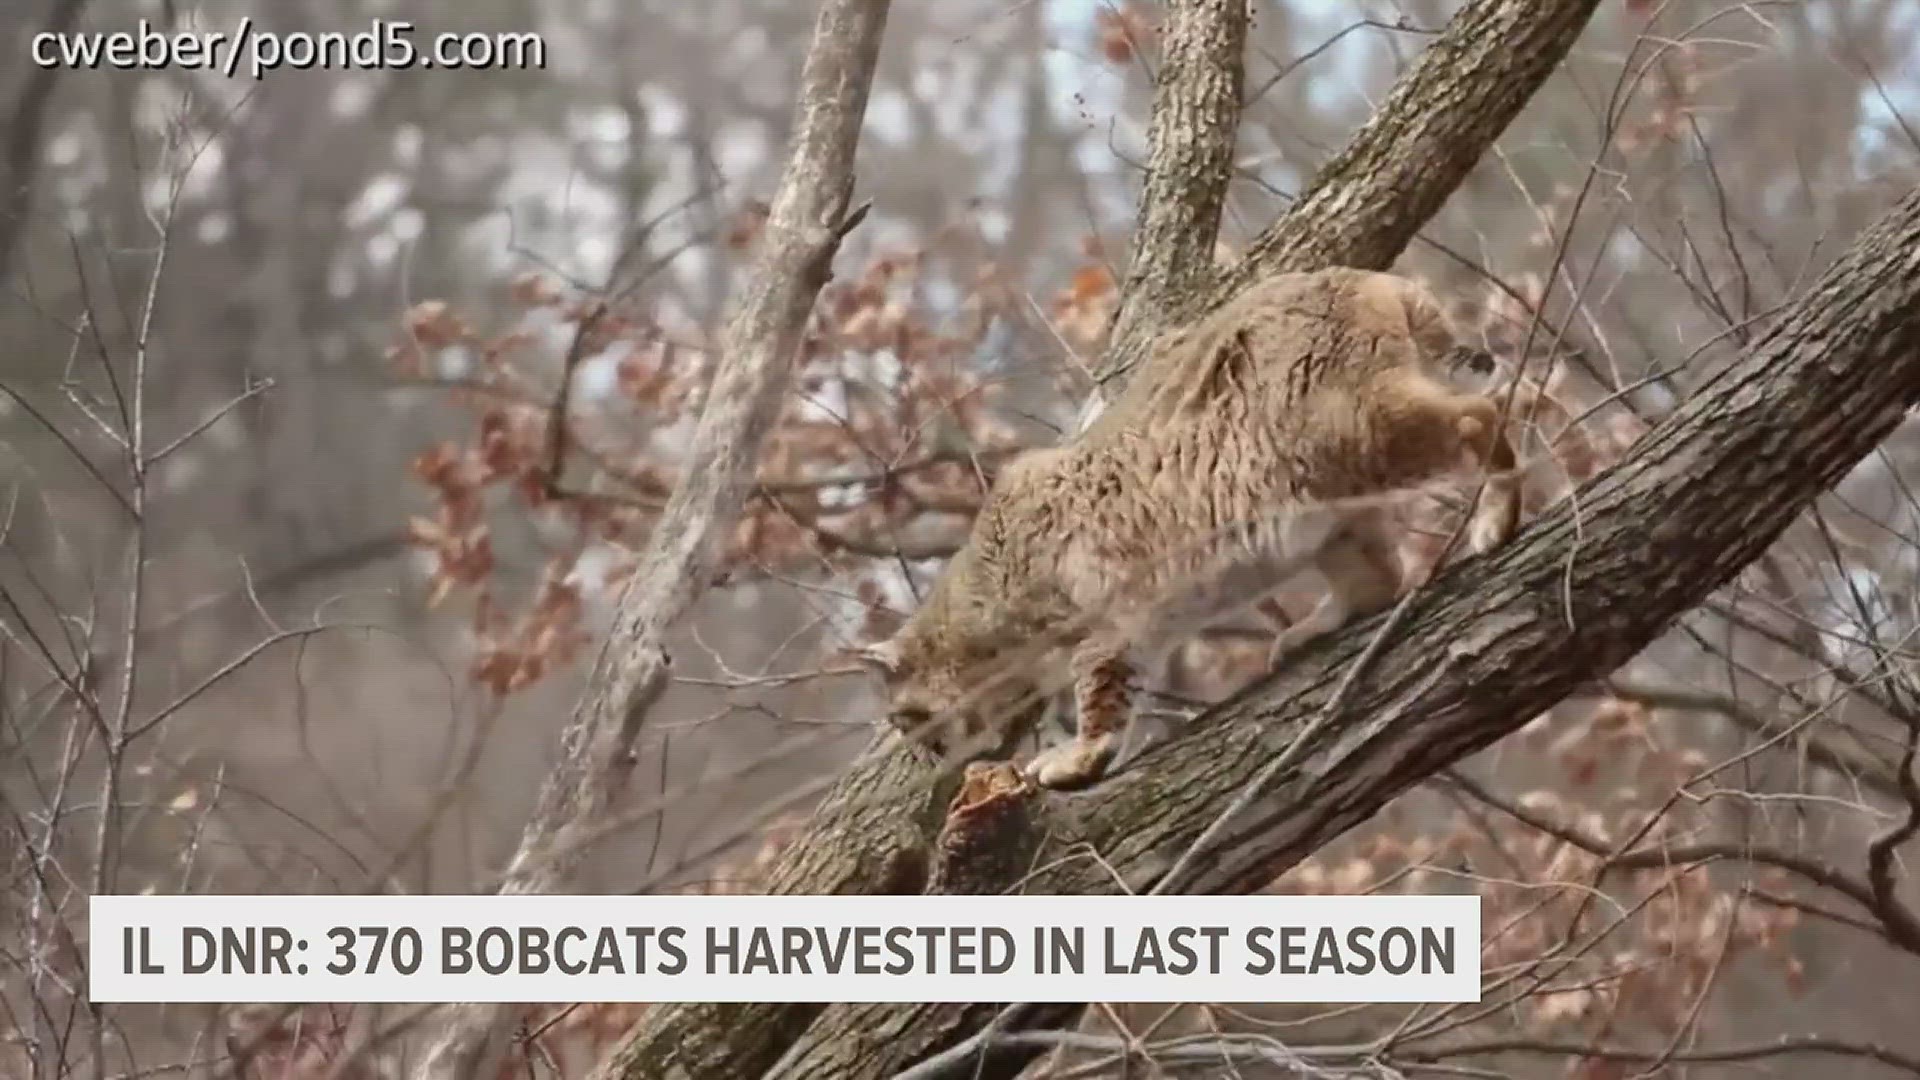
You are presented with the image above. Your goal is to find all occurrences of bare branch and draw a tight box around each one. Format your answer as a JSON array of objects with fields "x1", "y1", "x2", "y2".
[
  {"x1": 1413, "y1": 1033, "x2": 1920, "y2": 1075},
  {"x1": 1865, "y1": 711, "x2": 1920, "y2": 952},
  {"x1": 1605, "y1": 676, "x2": 1904, "y2": 801},
  {"x1": 410, "y1": 0, "x2": 889, "y2": 1075}
]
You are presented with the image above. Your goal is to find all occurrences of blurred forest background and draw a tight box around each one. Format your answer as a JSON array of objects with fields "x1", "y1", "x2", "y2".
[{"x1": 7, "y1": 0, "x2": 1920, "y2": 1076}]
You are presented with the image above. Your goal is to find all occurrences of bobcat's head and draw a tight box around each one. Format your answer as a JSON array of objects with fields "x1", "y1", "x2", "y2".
[{"x1": 851, "y1": 628, "x2": 1048, "y2": 763}]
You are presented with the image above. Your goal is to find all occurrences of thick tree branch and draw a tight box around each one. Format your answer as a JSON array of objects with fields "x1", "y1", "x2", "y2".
[
  {"x1": 599, "y1": 1, "x2": 1607, "y2": 1077},
  {"x1": 767, "y1": 182, "x2": 1920, "y2": 1080},
  {"x1": 411, "y1": 0, "x2": 888, "y2": 1076}
]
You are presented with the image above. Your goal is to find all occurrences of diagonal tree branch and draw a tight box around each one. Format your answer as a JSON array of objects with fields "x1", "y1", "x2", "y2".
[
  {"x1": 596, "y1": 1, "x2": 1605, "y2": 1077},
  {"x1": 767, "y1": 180, "x2": 1920, "y2": 1080},
  {"x1": 410, "y1": 0, "x2": 889, "y2": 1076},
  {"x1": 1225, "y1": 0, "x2": 1601, "y2": 289}
]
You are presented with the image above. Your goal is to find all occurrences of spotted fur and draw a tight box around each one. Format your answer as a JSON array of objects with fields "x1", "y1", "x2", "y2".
[{"x1": 856, "y1": 268, "x2": 1520, "y2": 790}]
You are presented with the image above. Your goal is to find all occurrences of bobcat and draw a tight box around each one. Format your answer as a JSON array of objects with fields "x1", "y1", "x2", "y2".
[{"x1": 855, "y1": 267, "x2": 1520, "y2": 790}]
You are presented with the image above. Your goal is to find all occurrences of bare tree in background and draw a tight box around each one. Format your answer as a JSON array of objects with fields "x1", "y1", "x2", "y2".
[
  {"x1": 413, "y1": 0, "x2": 887, "y2": 1074},
  {"x1": 9, "y1": 0, "x2": 1920, "y2": 1078},
  {"x1": 0, "y1": 0, "x2": 89, "y2": 277}
]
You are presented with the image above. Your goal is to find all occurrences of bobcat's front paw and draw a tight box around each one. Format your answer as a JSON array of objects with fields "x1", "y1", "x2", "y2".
[
  {"x1": 1265, "y1": 619, "x2": 1330, "y2": 673},
  {"x1": 1024, "y1": 735, "x2": 1117, "y2": 791}
]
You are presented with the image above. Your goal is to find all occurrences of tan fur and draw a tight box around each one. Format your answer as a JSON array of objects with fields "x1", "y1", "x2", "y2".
[{"x1": 857, "y1": 267, "x2": 1520, "y2": 790}]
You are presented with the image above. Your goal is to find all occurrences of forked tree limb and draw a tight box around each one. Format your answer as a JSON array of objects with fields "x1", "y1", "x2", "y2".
[
  {"x1": 597, "y1": 0, "x2": 1606, "y2": 1077},
  {"x1": 1100, "y1": 0, "x2": 1606, "y2": 390},
  {"x1": 410, "y1": 0, "x2": 889, "y2": 1076}
]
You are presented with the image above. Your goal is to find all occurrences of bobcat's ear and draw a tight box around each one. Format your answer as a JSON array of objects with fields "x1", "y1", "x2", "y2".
[{"x1": 849, "y1": 638, "x2": 903, "y2": 679}]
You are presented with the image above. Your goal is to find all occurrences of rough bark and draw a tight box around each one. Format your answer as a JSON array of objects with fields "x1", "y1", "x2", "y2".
[
  {"x1": 758, "y1": 177, "x2": 1920, "y2": 1080},
  {"x1": 410, "y1": 0, "x2": 888, "y2": 1076},
  {"x1": 596, "y1": 1, "x2": 1605, "y2": 1077},
  {"x1": 1101, "y1": 0, "x2": 1248, "y2": 358}
]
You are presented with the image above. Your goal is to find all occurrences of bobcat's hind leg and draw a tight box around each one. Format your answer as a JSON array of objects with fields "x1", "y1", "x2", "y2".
[
  {"x1": 1264, "y1": 513, "x2": 1402, "y2": 670},
  {"x1": 1375, "y1": 368, "x2": 1521, "y2": 556},
  {"x1": 1452, "y1": 394, "x2": 1520, "y2": 554},
  {"x1": 1025, "y1": 637, "x2": 1131, "y2": 790}
]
